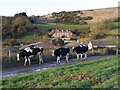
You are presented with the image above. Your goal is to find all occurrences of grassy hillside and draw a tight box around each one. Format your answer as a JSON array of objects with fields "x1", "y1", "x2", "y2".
[
  {"x1": 81, "y1": 7, "x2": 118, "y2": 24},
  {"x1": 17, "y1": 22, "x2": 119, "y2": 43},
  {"x1": 3, "y1": 7, "x2": 118, "y2": 44},
  {"x1": 45, "y1": 7, "x2": 118, "y2": 24},
  {"x1": 2, "y1": 55, "x2": 119, "y2": 88},
  {"x1": 17, "y1": 23, "x2": 90, "y2": 43},
  {"x1": 2, "y1": 7, "x2": 119, "y2": 44},
  {"x1": 33, "y1": 23, "x2": 89, "y2": 30}
]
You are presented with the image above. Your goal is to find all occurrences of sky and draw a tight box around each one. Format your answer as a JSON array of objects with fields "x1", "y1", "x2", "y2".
[{"x1": 0, "y1": 0, "x2": 119, "y2": 16}]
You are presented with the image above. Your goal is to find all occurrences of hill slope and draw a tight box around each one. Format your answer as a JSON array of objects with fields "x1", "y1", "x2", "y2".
[
  {"x1": 44, "y1": 7, "x2": 118, "y2": 24},
  {"x1": 2, "y1": 55, "x2": 119, "y2": 88},
  {"x1": 81, "y1": 7, "x2": 118, "y2": 24}
]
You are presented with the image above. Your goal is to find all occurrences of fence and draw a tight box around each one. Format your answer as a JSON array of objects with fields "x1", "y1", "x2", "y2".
[{"x1": 2, "y1": 41, "x2": 119, "y2": 68}]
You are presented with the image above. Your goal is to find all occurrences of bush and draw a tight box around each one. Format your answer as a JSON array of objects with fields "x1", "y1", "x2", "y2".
[
  {"x1": 96, "y1": 19, "x2": 114, "y2": 30},
  {"x1": 93, "y1": 34, "x2": 107, "y2": 39},
  {"x1": 52, "y1": 38, "x2": 64, "y2": 46},
  {"x1": 3, "y1": 38, "x2": 18, "y2": 46},
  {"x1": 106, "y1": 48, "x2": 116, "y2": 55},
  {"x1": 33, "y1": 27, "x2": 38, "y2": 29},
  {"x1": 41, "y1": 35, "x2": 50, "y2": 43},
  {"x1": 83, "y1": 16, "x2": 93, "y2": 20},
  {"x1": 79, "y1": 20, "x2": 88, "y2": 25},
  {"x1": 114, "y1": 17, "x2": 120, "y2": 22}
]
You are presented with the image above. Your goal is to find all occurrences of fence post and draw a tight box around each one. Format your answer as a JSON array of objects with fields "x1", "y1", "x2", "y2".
[
  {"x1": 8, "y1": 49, "x2": 11, "y2": 63},
  {"x1": 8, "y1": 50, "x2": 11, "y2": 58},
  {"x1": 116, "y1": 48, "x2": 118, "y2": 55}
]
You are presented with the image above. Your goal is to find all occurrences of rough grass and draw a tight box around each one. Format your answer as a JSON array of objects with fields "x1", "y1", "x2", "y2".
[
  {"x1": 33, "y1": 23, "x2": 89, "y2": 30},
  {"x1": 17, "y1": 23, "x2": 90, "y2": 43},
  {"x1": 84, "y1": 7, "x2": 118, "y2": 24},
  {"x1": 2, "y1": 55, "x2": 119, "y2": 88},
  {"x1": 17, "y1": 22, "x2": 119, "y2": 43}
]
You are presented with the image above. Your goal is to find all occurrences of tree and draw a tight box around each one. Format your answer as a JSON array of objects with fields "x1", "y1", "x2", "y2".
[
  {"x1": 52, "y1": 38, "x2": 64, "y2": 46},
  {"x1": 12, "y1": 15, "x2": 32, "y2": 38},
  {"x1": 2, "y1": 12, "x2": 32, "y2": 39},
  {"x1": 3, "y1": 38, "x2": 18, "y2": 46},
  {"x1": 71, "y1": 29, "x2": 79, "y2": 36},
  {"x1": 41, "y1": 35, "x2": 50, "y2": 43},
  {"x1": 2, "y1": 16, "x2": 13, "y2": 39},
  {"x1": 114, "y1": 17, "x2": 120, "y2": 22},
  {"x1": 52, "y1": 11, "x2": 88, "y2": 25},
  {"x1": 96, "y1": 19, "x2": 114, "y2": 30}
]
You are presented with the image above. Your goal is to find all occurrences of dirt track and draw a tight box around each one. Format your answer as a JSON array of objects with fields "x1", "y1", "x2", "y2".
[{"x1": 1, "y1": 55, "x2": 109, "y2": 78}]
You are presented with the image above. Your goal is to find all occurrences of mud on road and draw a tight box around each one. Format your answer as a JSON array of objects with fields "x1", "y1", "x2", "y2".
[{"x1": 1, "y1": 55, "x2": 109, "y2": 78}]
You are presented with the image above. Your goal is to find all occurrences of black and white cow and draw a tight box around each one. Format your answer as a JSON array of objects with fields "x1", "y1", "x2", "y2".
[
  {"x1": 72, "y1": 41, "x2": 93, "y2": 60},
  {"x1": 52, "y1": 47, "x2": 70, "y2": 64},
  {"x1": 17, "y1": 46, "x2": 44, "y2": 66}
]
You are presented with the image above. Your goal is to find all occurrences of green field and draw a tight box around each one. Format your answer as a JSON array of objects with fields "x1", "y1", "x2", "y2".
[
  {"x1": 17, "y1": 22, "x2": 119, "y2": 43},
  {"x1": 2, "y1": 55, "x2": 119, "y2": 88},
  {"x1": 33, "y1": 23, "x2": 89, "y2": 30},
  {"x1": 17, "y1": 23, "x2": 90, "y2": 43}
]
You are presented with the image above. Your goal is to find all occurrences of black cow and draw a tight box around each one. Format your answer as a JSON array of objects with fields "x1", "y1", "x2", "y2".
[
  {"x1": 17, "y1": 46, "x2": 44, "y2": 66},
  {"x1": 52, "y1": 47, "x2": 70, "y2": 64},
  {"x1": 72, "y1": 41, "x2": 93, "y2": 60}
]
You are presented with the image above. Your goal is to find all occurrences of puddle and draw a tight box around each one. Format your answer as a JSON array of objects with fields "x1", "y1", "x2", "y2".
[
  {"x1": 1, "y1": 73, "x2": 16, "y2": 78},
  {"x1": 42, "y1": 68, "x2": 48, "y2": 70},
  {"x1": 34, "y1": 68, "x2": 42, "y2": 72}
]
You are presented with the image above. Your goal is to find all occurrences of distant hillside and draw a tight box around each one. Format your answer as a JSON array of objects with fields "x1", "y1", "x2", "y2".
[
  {"x1": 81, "y1": 7, "x2": 118, "y2": 24},
  {"x1": 43, "y1": 7, "x2": 118, "y2": 24}
]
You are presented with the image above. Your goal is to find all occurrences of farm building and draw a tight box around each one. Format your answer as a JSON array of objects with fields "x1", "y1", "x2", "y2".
[
  {"x1": 50, "y1": 29, "x2": 73, "y2": 38},
  {"x1": 19, "y1": 42, "x2": 59, "y2": 50},
  {"x1": 66, "y1": 41, "x2": 117, "y2": 48},
  {"x1": 90, "y1": 41, "x2": 117, "y2": 48},
  {"x1": 66, "y1": 40, "x2": 119, "y2": 55},
  {"x1": 6, "y1": 42, "x2": 60, "y2": 61}
]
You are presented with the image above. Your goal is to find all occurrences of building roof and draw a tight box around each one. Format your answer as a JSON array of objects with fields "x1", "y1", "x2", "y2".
[
  {"x1": 51, "y1": 29, "x2": 73, "y2": 38},
  {"x1": 91, "y1": 41, "x2": 117, "y2": 47},
  {"x1": 19, "y1": 42, "x2": 59, "y2": 50},
  {"x1": 66, "y1": 41, "x2": 117, "y2": 48}
]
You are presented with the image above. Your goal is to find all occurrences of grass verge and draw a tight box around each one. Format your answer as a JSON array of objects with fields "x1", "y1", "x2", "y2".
[{"x1": 1, "y1": 55, "x2": 119, "y2": 88}]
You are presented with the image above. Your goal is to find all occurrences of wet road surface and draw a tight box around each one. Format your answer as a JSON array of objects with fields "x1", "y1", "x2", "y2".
[{"x1": 1, "y1": 55, "x2": 109, "y2": 78}]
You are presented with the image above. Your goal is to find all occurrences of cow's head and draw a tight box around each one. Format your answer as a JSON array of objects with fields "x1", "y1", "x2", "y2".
[{"x1": 52, "y1": 50, "x2": 55, "y2": 56}]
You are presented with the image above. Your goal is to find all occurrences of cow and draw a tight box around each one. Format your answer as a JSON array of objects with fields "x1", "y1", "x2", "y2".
[
  {"x1": 72, "y1": 41, "x2": 93, "y2": 60},
  {"x1": 17, "y1": 45, "x2": 44, "y2": 66},
  {"x1": 52, "y1": 47, "x2": 70, "y2": 64}
]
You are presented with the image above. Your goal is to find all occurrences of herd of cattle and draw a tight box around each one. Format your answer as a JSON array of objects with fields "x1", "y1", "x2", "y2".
[{"x1": 17, "y1": 42, "x2": 93, "y2": 66}]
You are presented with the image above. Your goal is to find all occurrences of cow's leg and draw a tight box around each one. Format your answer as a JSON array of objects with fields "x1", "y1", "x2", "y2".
[
  {"x1": 80, "y1": 54, "x2": 83, "y2": 60},
  {"x1": 84, "y1": 53, "x2": 87, "y2": 60},
  {"x1": 76, "y1": 54, "x2": 79, "y2": 61},
  {"x1": 39, "y1": 54, "x2": 43, "y2": 64},
  {"x1": 65, "y1": 53, "x2": 69, "y2": 63},
  {"x1": 24, "y1": 57, "x2": 28, "y2": 66},
  {"x1": 57, "y1": 56, "x2": 60, "y2": 64},
  {"x1": 28, "y1": 57, "x2": 31, "y2": 65}
]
